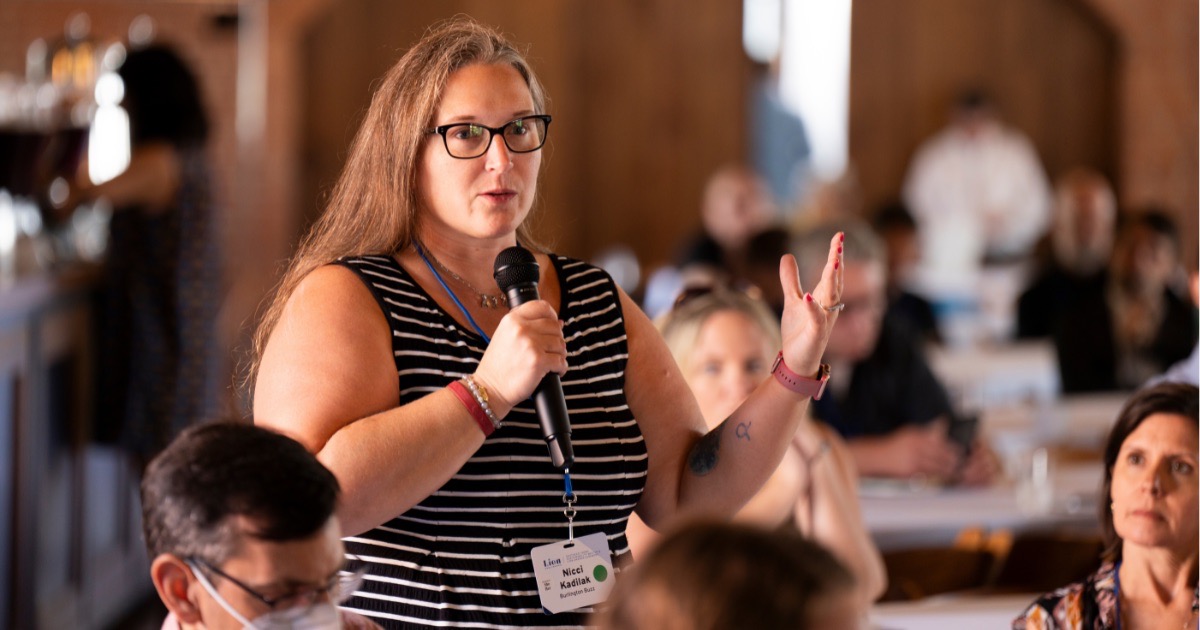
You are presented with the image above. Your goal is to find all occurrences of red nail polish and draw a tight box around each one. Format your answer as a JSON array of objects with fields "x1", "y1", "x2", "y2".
[
  {"x1": 840, "y1": 233, "x2": 845, "y2": 243},
  {"x1": 834, "y1": 260, "x2": 839, "y2": 270},
  {"x1": 837, "y1": 246, "x2": 843, "y2": 254},
  {"x1": 806, "y1": 293, "x2": 813, "y2": 303}
]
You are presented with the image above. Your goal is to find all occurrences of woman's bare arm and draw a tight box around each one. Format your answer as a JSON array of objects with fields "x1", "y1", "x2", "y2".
[
  {"x1": 68, "y1": 142, "x2": 180, "y2": 214},
  {"x1": 798, "y1": 423, "x2": 887, "y2": 606},
  {"x1": 254, "y1": 264, "x2": 566, "y2": 536},
  {"x1": 629, "y1": 235, "x2": 843, "y2": 529}
]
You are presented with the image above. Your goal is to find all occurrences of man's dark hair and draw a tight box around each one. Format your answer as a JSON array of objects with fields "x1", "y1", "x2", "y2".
[
  {"x1": 141, "y1": 421, "x2": 340, "y2": 564},
  {"x1": 1116, "y1": 207, "x2": 1181, "y2": 254},
  {"x1": 872, "y1": 200, "x2": 918, "y2": 235},
  {"x1": 119, "y1": 44, "x2": 209, "y2": 147},
  {"x1": 745, "y1": 227, "x2": 792, "y2": 269},
  {"x1": 954, "y1": 87, "x2": 992, "y2": 113}
]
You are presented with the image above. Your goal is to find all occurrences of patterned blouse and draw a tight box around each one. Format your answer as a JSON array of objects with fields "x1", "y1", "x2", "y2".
[{"x1": 1013, "y1": 562, "x2": 1199, "y2": 630}]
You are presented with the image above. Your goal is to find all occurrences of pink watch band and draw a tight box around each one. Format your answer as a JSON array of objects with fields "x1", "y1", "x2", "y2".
[{"x1": 771, "y1": 351, "x2": 831, "y2": 400}]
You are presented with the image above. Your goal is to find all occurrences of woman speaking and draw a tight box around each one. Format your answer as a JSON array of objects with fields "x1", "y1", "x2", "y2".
[{"x1": 251, "y1": 18, "x2": 844, "y2": 628}]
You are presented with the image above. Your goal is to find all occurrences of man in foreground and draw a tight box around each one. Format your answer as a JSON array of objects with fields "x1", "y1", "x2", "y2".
[{"x1": 141, "y1": 421, "x2": 378, "y2": 629}]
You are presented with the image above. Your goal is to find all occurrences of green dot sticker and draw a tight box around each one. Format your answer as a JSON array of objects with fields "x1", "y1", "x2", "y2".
[{"x1": 593, "y1": 564, "x2": 608, "y2": 582}]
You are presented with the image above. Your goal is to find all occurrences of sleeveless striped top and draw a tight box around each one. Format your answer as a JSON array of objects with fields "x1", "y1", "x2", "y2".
[{"x1": 336, "y1": 254, "x2": 648, "y2": 629}]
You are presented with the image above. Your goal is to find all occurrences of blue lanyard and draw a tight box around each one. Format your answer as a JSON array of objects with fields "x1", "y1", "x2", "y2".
[
  {"x1": 415, "y1": 243, "x2": 577, "y2": 532},
  {"x1": 414, "y1": 243, "x2": 492, "y2": 343},
  {"x1": 563, "y1": 469, "x2": 576, "y2": 540},
  {"x1": 1114, "y1": 560, "x2": 1124, "y2": 630}
]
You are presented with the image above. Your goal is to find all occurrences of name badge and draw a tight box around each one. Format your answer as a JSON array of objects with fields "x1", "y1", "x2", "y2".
[{"x1": 530, "y1": 532, "x2": 615, "y2": 614}]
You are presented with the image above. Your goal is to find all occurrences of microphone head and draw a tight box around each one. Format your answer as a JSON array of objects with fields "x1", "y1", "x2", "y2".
[{"x1": 494, "y1": 246, "x2": 540, "y2": 291}]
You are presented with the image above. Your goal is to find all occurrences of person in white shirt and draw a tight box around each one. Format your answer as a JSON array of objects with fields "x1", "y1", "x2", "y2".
[{"x1": 902, "y1": 89, "x2": 1052, "y2": 297}]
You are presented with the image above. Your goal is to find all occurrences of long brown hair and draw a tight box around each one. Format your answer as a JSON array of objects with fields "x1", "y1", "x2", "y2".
[{"x1": 246, "y1": 17, "x2": 548, "y2": 394}]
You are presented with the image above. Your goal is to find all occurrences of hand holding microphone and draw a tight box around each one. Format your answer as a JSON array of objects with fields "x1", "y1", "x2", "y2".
[{"x1": 492, "y1": 246, "x2": 575, "y2": 470}]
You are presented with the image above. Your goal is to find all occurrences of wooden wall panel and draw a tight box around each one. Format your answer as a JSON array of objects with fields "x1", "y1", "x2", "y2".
[
  {"x1": 1084, "y1": 0, "x2": 1199, "y2": 265},
  {"x1": 300, "y1": 0, "x2": 748, "y2": 270},
  {"x1": 573, "y1": 2, "x2": 748, "y2": 268},
  {"x1": 849, "y1": 0, "x2": 1117, "y2": 218}
]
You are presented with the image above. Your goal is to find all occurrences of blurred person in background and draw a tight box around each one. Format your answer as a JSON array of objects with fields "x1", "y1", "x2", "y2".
[
  {"x1": 790, "y1": 168, "x2": 865, "y2": 235},
  {"x1": 1013, "y1": 382, "x2": 1198, "y2": 629},
  {"x1": 60, "y1": 43, "x2": 221, "y2": 468},
  {"x1": 142, "y1": 421, "x2": 379, "y2": 629},
  {"x1": 795, "y1": 222, "x2": 998, "y2": 484},
  {"x1": 902, "y1": 88, "x2": 1051, "y2": 297},
  {"x1": 642, "y1": 164, "x2": 777, "y2": 319},
  {"x1": 679, "y1": 164, "x2": 777, "y2": 280},
  {"x1": 1018, "y1": 168, "x2": 1117, "y2": 339},
  {"x1": 741, "y1": 226, "x2": 793, "y2": 317},
  {"x1": 1145, "y1": 268, "x2": 1199, "y2": 388},
  {"x1": 1055, "y1": 210, "x2": 1197, "y2": 393},
  {"x1": 871, "y1": 200, "x2": 941, "y2": 343},
  {"x1": 594, "y1": 521, "x2": 861, "y2": 630},
  {"x1": 749, "y1": 56, "x2": 812, "y2": 212},
  {"x1": 626, "y1": 286, "x2": 886, "y2": 609}
]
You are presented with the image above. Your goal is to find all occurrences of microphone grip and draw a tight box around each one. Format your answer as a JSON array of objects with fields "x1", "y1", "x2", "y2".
[
  {"x1": 502, "y1": 280, "x2": 574, "y2": 469},
  {"x1": 505, "y1": 285, "x2": 540, "y2": 307},
  {"x1": 534, "y1": 374, "x2": 574, "y2": 470}
]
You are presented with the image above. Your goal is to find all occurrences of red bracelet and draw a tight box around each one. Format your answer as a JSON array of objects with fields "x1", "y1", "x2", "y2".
[{"x1": 448, "y1": 380, "x2": 495, "y2": 436}]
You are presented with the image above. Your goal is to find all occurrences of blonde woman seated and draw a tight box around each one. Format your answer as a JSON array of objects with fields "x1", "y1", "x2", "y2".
[{"x1": 625, "y1": 286, "x2": 886, "y2": 607}]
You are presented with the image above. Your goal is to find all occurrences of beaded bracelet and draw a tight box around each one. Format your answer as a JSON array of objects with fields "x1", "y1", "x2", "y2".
[
  {"x1": 462, "y1": 375, "x2": 501, "y2": 432},
  {"x1": 447, "y1": 380, "x2": 495, "y2": 436}
]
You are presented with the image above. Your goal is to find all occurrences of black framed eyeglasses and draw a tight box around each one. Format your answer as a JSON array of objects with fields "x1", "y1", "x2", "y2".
[
  {"x1": 427, "y1": 114, "x2": 552, "y2": 159},
  {"x1": 188, "y1": 556, "x2": 367, "y2": 610}
]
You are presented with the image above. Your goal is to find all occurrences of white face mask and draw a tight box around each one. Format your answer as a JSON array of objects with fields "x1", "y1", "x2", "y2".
[
  {"x1": 189, "y1": 561, "x2": 343, "y2": 630},
  {"x1": 237, "y1": 602, "x2": 342, "y2": 630}
]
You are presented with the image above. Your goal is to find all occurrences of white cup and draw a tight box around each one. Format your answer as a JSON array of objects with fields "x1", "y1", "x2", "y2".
[{"x1": 1015, "y1": 446, "x2": 1054, "y2": 515}]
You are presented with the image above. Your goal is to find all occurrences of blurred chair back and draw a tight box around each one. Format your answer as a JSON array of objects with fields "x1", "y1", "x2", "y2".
[
  {"x1": 991, "y1": 531, "x2": 1103, "y2": 594},
  {"x1": 880, "y1": 547, "x2": 996, "y2": 601}
]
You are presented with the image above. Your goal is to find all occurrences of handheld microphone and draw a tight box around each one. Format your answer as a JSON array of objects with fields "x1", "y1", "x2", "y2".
[{"x1": 494, "y1": 246, "x2": 575, "y2": 470}]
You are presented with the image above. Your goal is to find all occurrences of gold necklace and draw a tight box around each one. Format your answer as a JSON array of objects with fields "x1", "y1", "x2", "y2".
[{"x1": 417, "y1": 242, "x2": 506, "y2": 309}]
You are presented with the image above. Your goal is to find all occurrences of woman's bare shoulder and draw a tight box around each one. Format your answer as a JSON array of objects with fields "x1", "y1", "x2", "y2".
[{"x1": 254, "y1": 263, "x2": 397, "y2": 450}]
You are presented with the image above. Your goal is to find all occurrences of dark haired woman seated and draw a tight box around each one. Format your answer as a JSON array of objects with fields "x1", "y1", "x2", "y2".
[{"x1": 1013, "y1": 383, "x2": 1198, "y2": 629}]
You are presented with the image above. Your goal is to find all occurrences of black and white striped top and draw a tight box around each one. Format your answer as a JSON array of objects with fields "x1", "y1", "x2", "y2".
[{"x1": 335, "y1": 254, "x2": 648, "y2": 629}]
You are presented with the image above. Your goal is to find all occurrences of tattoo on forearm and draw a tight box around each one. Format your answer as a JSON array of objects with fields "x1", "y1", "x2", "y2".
[
  {"x1": 688, "y1": 420, "x2": 726, "y2": 476},
  {"x1": 735, "y1": 421, "x2": 751, "y2": 441}
]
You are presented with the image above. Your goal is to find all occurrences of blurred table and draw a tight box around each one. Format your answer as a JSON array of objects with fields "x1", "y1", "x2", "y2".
[
  {"x1": 860, "y1": 462, "x2": 1102, "y2": 551},
  {"x1": 983, "y1": 391, "x2": 1130, "y2": 454},
  {"x1": 870, "y1": 592, "x2": 1037, "y2": 629},
  {"x1": 926, "y1": 340, "x2": 1060, "y2": 410},
  {"x1": 861, "y1": 393, "x2": 1129, "y2": 551}
]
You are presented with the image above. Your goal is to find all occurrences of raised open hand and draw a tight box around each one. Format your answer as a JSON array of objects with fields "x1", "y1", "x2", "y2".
[{"x1": 777, "y1": 231, "x2": 844, "y2": 378}]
